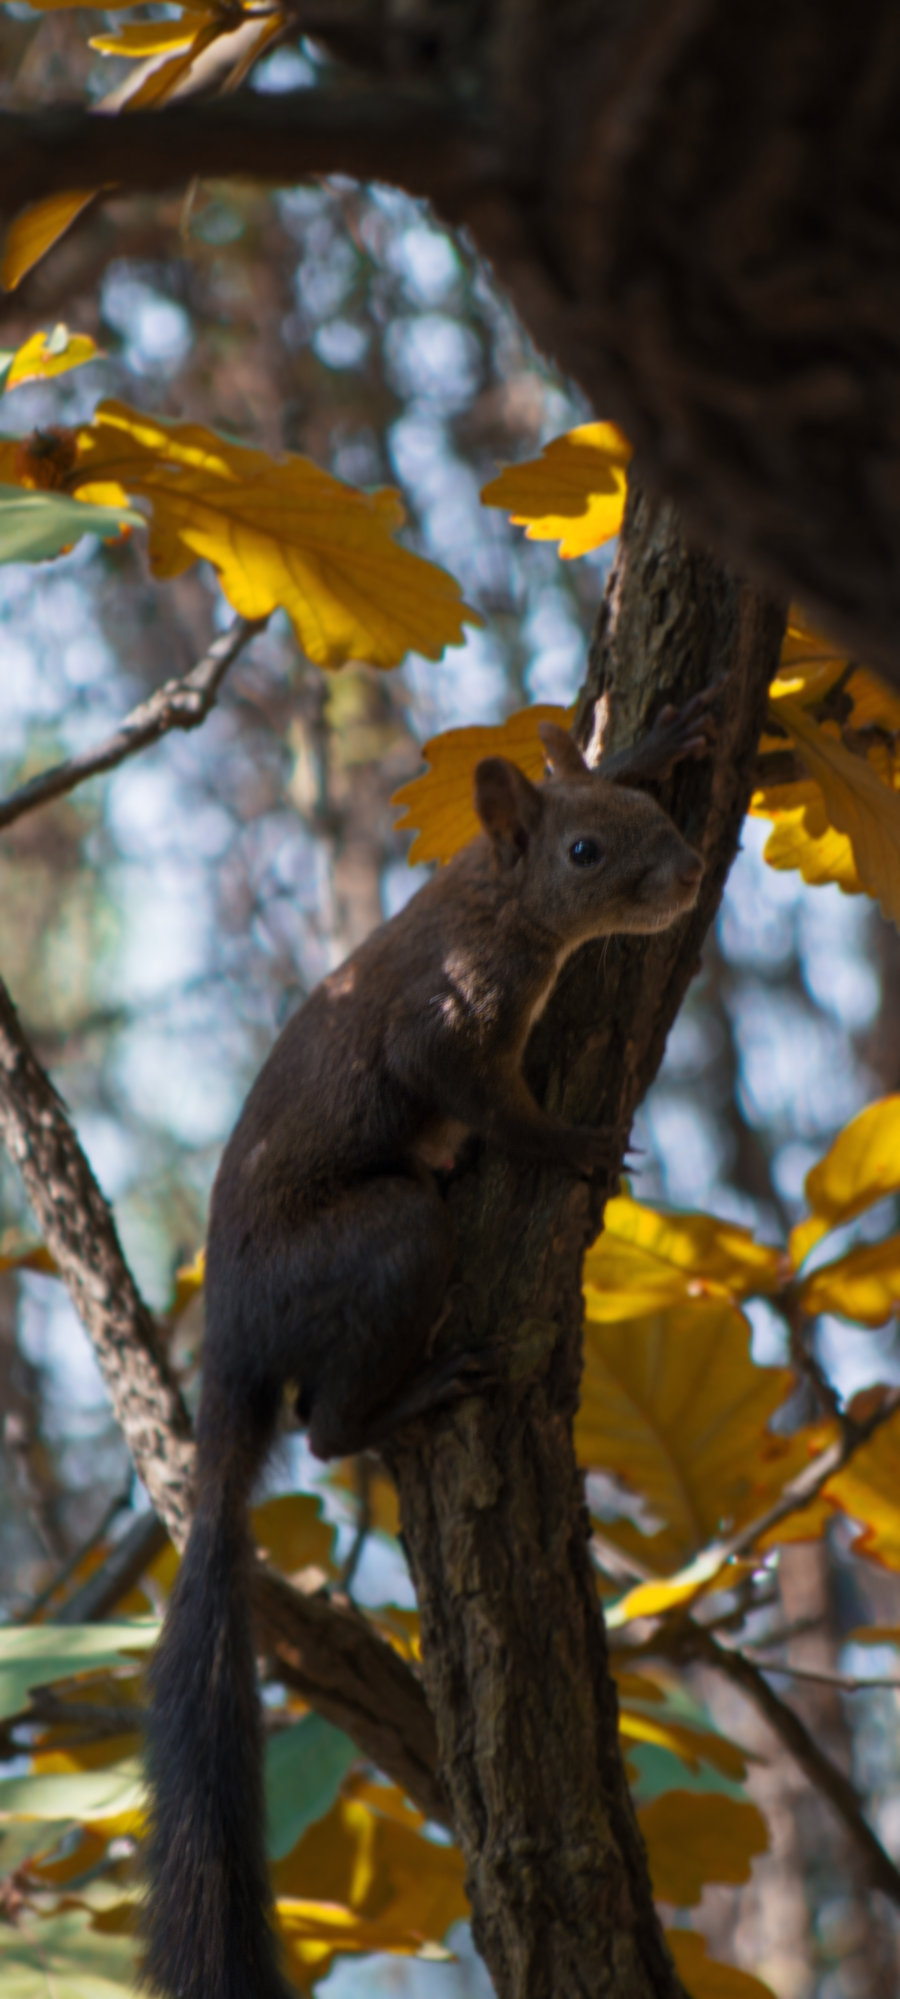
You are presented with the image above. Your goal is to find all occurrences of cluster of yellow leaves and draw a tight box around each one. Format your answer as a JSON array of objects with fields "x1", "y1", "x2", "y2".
[
  {"x1": 0, "y1": 354, "x2": 479, "y2": 667},
  {"x1": 3, "y1": 0, "x2": 287, "y2": 288},
  {"x1": 578, "y1": 1095, "x2": 900, "y2": 1626}
]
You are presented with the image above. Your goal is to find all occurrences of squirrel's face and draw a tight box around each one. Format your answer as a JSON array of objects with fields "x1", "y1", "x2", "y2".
[{"x1": 473, "y1": 753, "x2": 703, "y2": 942}]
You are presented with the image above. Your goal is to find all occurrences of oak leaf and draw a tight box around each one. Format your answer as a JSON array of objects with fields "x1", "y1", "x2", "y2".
[
  {"x1": 480, "y1": 422, "x2": 631, "y2": 556},
  {"x1": 790, "y1": 1095, "x2": 900, "y2": 1265},
  {"x1": 797, "y1": 1231, "x2": 900, "y2": 1327},
  {"x1": 65, "y1": 401, "x2": 478, "y2": 669},
  {"x1": 2, "y1": 326, "x2": 100, "y2": 389},
  {"x1": 584, "y1": 1192, "x2": 783, "y2": 1320},
  {"x1": 749, "y1": 778, "x2": 862, "y2": 896},
  {"x1": 640, "y1": 1791, "x2": 767, "y2": 1906},
  {"x1": 577, "y1": 1300, "x2": 794, "y2": 1571},
  {"x1": 392, "y1": 703, "x2": 572, "y2": 863},
  {"x1": 774, "y1": 694, "x2": 900, "y2": 926},
  {"x1": 667, "y1": 1930, "x2": 778, "y2": 1999},
  {"x1": 825, "y1": 1414, "x2": 900, "y2": 1570},
  {"x1": 2, "y1": 193, "x2": 98, "y2": 291},
  {"x1": 619, "y1": 1703, "x2": 748, "y2": 1784},
  {"x1": 251, "y1": 1492, "x2": 335, "y2": 1579},
  {"x1": 273, "y1": 1795, "x2": 467, "y2": 1979}
]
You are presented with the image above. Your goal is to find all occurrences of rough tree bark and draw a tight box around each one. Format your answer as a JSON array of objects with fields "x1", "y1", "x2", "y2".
[
  {"x1": 388, "y1": 486, "x2": 785, "y2": 1999},
  {"x1": 1, "y1": 0, "x2": 897, "y2": 676}
]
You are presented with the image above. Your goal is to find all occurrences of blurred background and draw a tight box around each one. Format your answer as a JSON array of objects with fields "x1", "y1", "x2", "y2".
[{"x1": 2, "y1": 19, "x2": 900, "y2": 1998}]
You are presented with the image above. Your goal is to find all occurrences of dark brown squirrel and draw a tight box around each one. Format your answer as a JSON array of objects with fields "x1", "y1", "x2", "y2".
[{"x1": 143, "y1": 696, "x2": 713, "y2": 1999}]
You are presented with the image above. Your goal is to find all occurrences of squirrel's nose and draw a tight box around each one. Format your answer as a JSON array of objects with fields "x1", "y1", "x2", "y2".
[{"x1": 677, "y1": 853, "x2": 703, "y2": 887}]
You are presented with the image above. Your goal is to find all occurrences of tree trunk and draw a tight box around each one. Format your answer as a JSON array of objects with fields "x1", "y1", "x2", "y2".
[{"x1": 389, "y1": 486, "x2": 785, "y2": 1997}]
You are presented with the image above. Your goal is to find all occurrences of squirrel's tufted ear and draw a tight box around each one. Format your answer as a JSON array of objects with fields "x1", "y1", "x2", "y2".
[
  {"x1": 474, "y1": 756, "x2": 543, "y2": 867},
  {"x1": 537, "y1": 722, "x2": 591, "y2": 780}
]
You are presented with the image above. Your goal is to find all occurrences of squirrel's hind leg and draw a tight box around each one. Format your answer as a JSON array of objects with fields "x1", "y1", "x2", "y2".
[{"x1": 297, "y1": 1174, "x2": 457, "y2": 1460}]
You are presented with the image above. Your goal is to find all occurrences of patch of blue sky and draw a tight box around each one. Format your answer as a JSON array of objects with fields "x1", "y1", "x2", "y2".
[{"x1": 101, "y1": 269, "x2": 193, "y2": 376}]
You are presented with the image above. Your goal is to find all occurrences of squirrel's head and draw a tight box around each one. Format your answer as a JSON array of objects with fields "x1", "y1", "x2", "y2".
[{"x1": 473, "y1": 722, "x2": 703, "y2": 942}]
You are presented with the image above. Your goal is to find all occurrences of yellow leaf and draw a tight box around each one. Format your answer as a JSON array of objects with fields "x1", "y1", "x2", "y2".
[
  {"x1": 667, "y1": 1929, "x2": 779, "y2": 1999},
  {"x1": 480, "y1": 422, "x2": 631, "y2": 557},
  {"x1": 641, "y1": 1791, "x2": 768, "y2": 1906},
  {"x1": 607, "y1": 1549, "x2": 753, "y2": 1627},
  {"x1": 5, "y1": 327, "x2": 100, "y2": 389},
  {"x1": 619, "y1": 1707, "x2": 748, "y2": 1782},
  {"x1": 2, "y1": 192, "x2": 97, "y2": 292},
  {"x1": 70, "y1": 401, "x2": 478, "y2": 669},
  {"x1": 749, "y1": 778, "x2": 863, "y2": 896},
  {"x1": 167, "y1": 1247, "x2": 205, "y2": 1320},
  {"x1": 576, "y1": 1301, "x2": 794, "y2": 1572},
  {"x1": 251, "y1": 1492, "x2": 335, "y2": 1579},
  {"x1": 117, "y1": 23, "x2": 226, "y2": 111},
  {"x1": 773, "y1": 611, "x2": 850, "y2": 700},
  {"x1": 826, "y1": 1414, "x2": 900, "y2": 1569},
  {"x1": 790, "y1": 1096, "x2": 900, "y2": 1266},
  {"x1": 611, "y1": 1665, "x2": 666, "y2": 1705},
  {"x1": 90, "y1": 21, "x2": 198, "y2": 54},
  {"x1": 0, "y1": 1238, "x2": 57, "y2": 1277},
  {"x1": 797, "y1": 1231, "x2": 900, "y2": 1327},
  {"x1": 584, "y1": 1194, "x2": 783, "y2": 1321},
  {"x1": 327, "y1": 1461, "x2": 400, "y2": 1540},
  {"x1": 757, "y1": 621, "x2": 900, "y2": 901},
  {"x1": 272, "y1": 1796, "x2": 467, "y2": 1979},
  {"x1": 391, "y1": 703, "x2": 573, "y2": 864},
  {"x1": 775, "y1": 693, "x2": 900, "y2": 925}
]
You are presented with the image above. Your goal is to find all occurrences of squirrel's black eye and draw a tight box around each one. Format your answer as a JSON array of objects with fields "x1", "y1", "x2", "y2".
[{"x1": 569, "y1": 837, "x2": 602, "y2": 867}]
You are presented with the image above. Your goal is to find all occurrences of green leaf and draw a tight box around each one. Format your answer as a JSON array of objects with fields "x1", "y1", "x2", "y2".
[
  {"x1": 0, "y1": 484, "x2": 143, "y2": 564},
  {"x1": 265, "y1": 1714, "x2": 357, "y2": 1861},
  {"x1": 0, "y1": 1757, "x2": 144, "y2": 1823},
  {"x1": 0, "y1": 1620, "x2": 158, "y2": 1721},
  {"x1": 0, "y1": 1907, "x2": 137, "y2": 1999},
  {"x1": 628, "y1": 1742, "x2": 746, "y2": 1803}
]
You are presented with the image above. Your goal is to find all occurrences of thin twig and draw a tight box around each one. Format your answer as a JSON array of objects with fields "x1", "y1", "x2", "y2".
[
  {"x1": 0, "y1": 616, "x2": 267, "y2": 832},
  {"x1": 667, "y1": 1623, "x2": 900, "y2": 1909},
  {"x1": 338, "y1": 1453, "x2": 374, "y2": 1593},
  {"x1": 14, "y1": 1486, "x2": 132, "y2": 1622},
  {"x1": 782, "y1": 1292, "x2": 846, "y2": 1428},
  {"x1": 54, "y1": 1509, "x2": 169, "y2": 1625},
  {"x1": 742, "y1": 1654, "x2": 900, "y2": 1692}
]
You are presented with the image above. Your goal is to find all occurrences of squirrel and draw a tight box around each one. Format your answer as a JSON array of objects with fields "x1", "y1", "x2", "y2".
[{"x1": 142, "y1": 696, "x2": 714, "y2": 1999}]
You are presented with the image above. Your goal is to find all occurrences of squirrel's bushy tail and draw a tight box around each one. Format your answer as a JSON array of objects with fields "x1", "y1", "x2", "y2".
[{"x1": 142, "y1": 1380, "x2": 291, "y2": 1999}]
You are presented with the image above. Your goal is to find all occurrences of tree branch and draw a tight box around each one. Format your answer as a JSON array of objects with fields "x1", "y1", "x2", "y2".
[
  {"x1": 0, "y1": 616, "x2": 267, "y2": 832},
  {"x1": 0, "y1": 970, "x2": 447, "y2": 1821},
  {"x1": 0, "y1": 85, "x2": 494, "y2": 220},
  {"x1": 675, "y1": 1623, "x2": 900, "y2": 1911}
]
